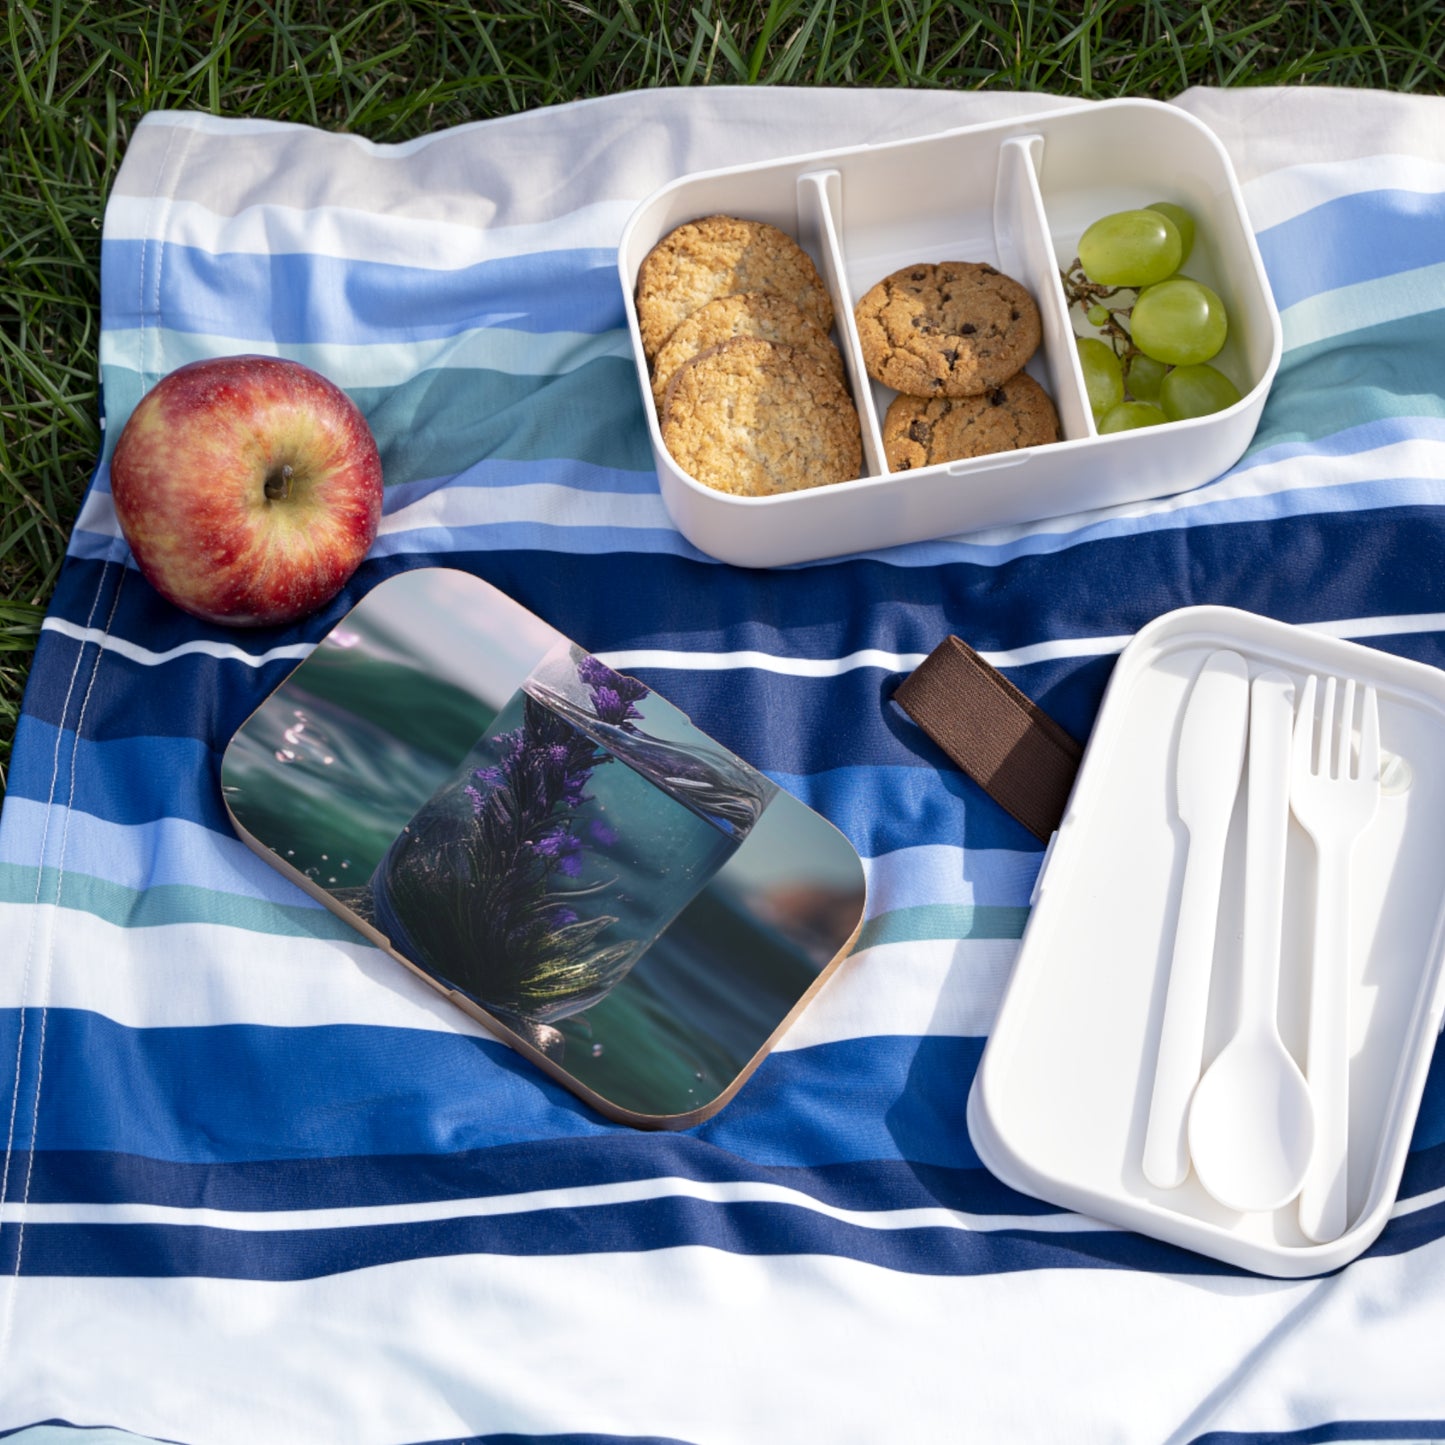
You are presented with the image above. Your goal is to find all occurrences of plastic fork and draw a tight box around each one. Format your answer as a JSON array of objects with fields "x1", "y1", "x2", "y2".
[{"x1": 1290, "y1": 674, "x2": 1381, "y2": 1243}]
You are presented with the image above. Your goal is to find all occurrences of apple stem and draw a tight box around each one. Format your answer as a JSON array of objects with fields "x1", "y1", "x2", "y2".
[{"x1": 264, "y1": 463, "x2": 294, "y2": 502}]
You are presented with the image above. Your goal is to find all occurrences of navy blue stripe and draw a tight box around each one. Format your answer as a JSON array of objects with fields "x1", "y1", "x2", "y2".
[
  {"x1": 0, "y1": 1009, "x2": 984, "y2": 1172},
  {"x1": 1400, "y1": 1137, "x2": 1445, "y2": 1196},
  {"x1": 1191, "y1": 1422, "x2": 1445, "y2": 1445},
  {"x1": 40, "y1": 548, "x2": 398, "y2": 663},
  {"x1": 30, "y1": 609, "x2": 1445, "y2": 815},
  {"x1": 35, "y1": 1136, "x2": 1442, "y2": 1226},
  {"x1": 28, "y1": 513, "x2": 1445, "y2": 767},
  {"x1": 7, "y1": 720, "x2": 231, "y2": 832},
  {"x1": 426, "y1": 1437, "x2": 694, "y2": 1445},
  {"x1": 7, "y1": 1190, "x2": 1440, "y2": 1286},
  {"x1": 0, "y1": 1426, "x2": 685, "y2": 1445},
  {"x1": 1414, "y1": 1046, "x2": 1445, "y2": 1154},
  {"x1": 44, "y1": 508, "x2": 1445, "y2": 701},
  {"x1": 1255, "y1": 186, "x2": 1445, "y2": 311},
  {"x1": 16, "y1": 1146, "x2": 1054, "y2": 1217},
  {"x1": 23, "y1": 568, "x2": 1109, "y2": 769},
  {"x1": 418, "y1": 1436, "x2": 695, "y2": 1445},
  {"x1": 100, "y1": 240, "x2": 625, "y2": 343},
  {"x1": 1346, "y1": 1194, "x2": 1445, "y2": 1264},
  {"x1": 0, "y1": 1198, "x2": 1238, "y2": 1281}
]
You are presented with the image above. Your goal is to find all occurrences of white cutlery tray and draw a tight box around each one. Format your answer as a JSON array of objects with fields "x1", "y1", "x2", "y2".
[
  {"x1": 617, "y1": 99, "x2": 1282, "y2": 568},
  {"x1": 967, "y1": 606, "x2": 1445, "y2": 1276}
]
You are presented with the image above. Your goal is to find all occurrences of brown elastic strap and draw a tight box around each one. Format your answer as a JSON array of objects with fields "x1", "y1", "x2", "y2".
[{"x1": 893, "y1": 635, "x2": 1083, "y2": 843}]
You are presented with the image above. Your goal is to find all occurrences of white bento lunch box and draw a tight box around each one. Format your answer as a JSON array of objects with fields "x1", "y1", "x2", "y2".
[
  {"x1": 617, "y1": 98, "x2": 1282, "y2": 568},
  {"x1": 968, "y1": 607, "x2": 1445, "y2": 1277}
]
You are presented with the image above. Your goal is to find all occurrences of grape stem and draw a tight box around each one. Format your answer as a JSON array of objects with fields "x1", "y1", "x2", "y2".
[{"x1": 1061, "y1": 258, "x2": 1139, "y2": 363}]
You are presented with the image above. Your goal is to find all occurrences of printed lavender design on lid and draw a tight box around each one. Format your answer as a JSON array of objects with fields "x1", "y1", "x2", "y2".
[{"x1": 366, "y1": 642, "x2": 776, "y2": 1055}]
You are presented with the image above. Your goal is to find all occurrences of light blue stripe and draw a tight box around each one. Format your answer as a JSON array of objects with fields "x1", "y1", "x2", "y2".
[
  {"x1": 7, "y1": 711, "x2": 1043, "y2": 857},
  {"x1": 100, "y1": 238, "x2": 624, "y2": 344},
  {"x1": 368, "y1": 522, "x2": 705, "y2": 561},
  {"x1": 381, "y1": 459, "x2": 665, "y2": 508},
  {"x1": 0, "y1": 794, "x2": 1039, "y2": 923},
  {"x1": 773, "y1": 764, "x2": 1046, "y2": 857},
  {"x1": 0, "y1": 1429, "x2": 175, "y2": 1445},
  {"x1": 863, "y1": 845, "x2": 1042, "y2": 911},
  {"x1": 1255, "y1": 185, "x2": 1445, "y2": 311},
  {"x1": 0, "y1": 797, "x2": 313, "y2": 906}
]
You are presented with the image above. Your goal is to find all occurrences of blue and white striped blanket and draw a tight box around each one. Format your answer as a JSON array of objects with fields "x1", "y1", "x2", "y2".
[{"x1": 3, "y1": 85, "x2": 1444, "y2": 1443}]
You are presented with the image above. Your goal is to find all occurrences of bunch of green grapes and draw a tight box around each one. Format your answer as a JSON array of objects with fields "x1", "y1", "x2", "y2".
[{"x1": 1064, "y1": 203, "x2": 1241, "y2": 433}]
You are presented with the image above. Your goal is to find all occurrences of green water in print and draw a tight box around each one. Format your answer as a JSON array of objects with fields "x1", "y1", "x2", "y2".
[{"x1": 370, "y1": 687, "x2": 745, "y2": 1027}]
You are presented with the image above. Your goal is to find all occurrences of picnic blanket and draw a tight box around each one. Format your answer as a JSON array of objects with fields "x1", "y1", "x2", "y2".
[{"x1": 3, "y1": 84, "x2": 1445, "y2": 1443}]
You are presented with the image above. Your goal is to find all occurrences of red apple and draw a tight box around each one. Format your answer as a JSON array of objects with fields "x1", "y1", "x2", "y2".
[{"x1": 110, "y1": 354, "x2": 384, "y2": 627}]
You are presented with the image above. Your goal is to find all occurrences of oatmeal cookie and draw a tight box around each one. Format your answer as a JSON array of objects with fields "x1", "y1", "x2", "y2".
[
  {"x1": 636, "y1": 216, "x2": 835, "y2": 360},
  {"x1": 660, "y1": 336, "x2": 861, "y2": 497},
  {"x1": 854, "y1": 261, "x2": 1041, "y2": 397},
  {"x1": 882, "y1": 373, "x2": 1059, "y2": 470},
  {"x1": 650, "y1": 291, "x2": 844, "y2": 410}
]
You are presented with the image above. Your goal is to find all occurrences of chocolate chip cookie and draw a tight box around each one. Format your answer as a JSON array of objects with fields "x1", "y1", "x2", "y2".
[
  {"x1": 650, "y1": 291, "x2": 844, "y2": 410},
  {"x1": 660, "y1": 336, "x2": 861, "y2": 497},
  {"x1": 854, "y1": 262, "x2": 1041, "y2": 397},
  {"x1": 882, "y1": 373, "x2": 1059, "y2": 471},
  {"x1": 636, "y1": 216, "x2": 835, "y2": 361}
]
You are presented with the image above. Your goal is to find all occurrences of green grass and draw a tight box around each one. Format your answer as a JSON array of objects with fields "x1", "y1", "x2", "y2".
[{"x1": 3, "y1": 0, "x2": 1444, "y2": 793}]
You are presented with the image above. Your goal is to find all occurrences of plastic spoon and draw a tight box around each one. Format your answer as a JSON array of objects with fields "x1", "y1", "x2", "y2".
[
  {"x1": 1142, "y1": 649, "x2": 1251, "y2": 1190},
  {"x1": 1188, "y1": 668, "x2": 1315, "y2": 1213}
]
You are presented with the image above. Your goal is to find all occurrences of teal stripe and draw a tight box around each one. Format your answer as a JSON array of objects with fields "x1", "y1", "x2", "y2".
[
  {"x1": 352, "y1": 358, "x2": 653, "y2": 482},
  {"x1": 853, "y1": 903, "x2": 1029, "y2": 951},
  {"x1": 1250, "y1": 308, "x2": 1445, "y2": 456},
  {"x1": 100, "y1": 356, "x2": 656, "y2": 484},
  {"x1": 0, "y1": 861, "x2": 359, "y2": 942},
  {"x1": 3, "y1": 857, "x2": 1024, "y2": 954}
]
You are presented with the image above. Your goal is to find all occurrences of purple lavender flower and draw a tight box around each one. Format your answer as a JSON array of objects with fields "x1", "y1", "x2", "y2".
[
  {"x1": 578, "y1": 657, "x2": 647, "y2": 726},
  {"x1": 530, "y1": 827, "x2": 583, "y2": 877},
  {"x1": 369, "y1": 650, "x2": 667, "y2": 1034}
]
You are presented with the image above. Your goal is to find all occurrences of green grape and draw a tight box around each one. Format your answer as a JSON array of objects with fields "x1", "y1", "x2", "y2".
[
  {"x1": 1160, "y1": 363, "x2": 1242, "y2": 420},
  {"x1": 1125, "y1": 353, "x2": 1168, "y2": 404},
  {"x1": 1130, "y1": 277, "x2": 1228, "y2": 366},
  {"x1": 1076, "y1": 337, "x2": 1124, "y2": 419},
  {"x1": 1146, "y1": 202, "x2": 1196, "y2": 264},
  {"x1": 1086, "y1": 304, "x2": 1111, "y2": 327},
  {"x1": 1077, "y1": 209, "x2": 1183, "y2": 288},
  {"x1": 1098, "y1": 401, "x2": 1168, "y2": 433}
]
